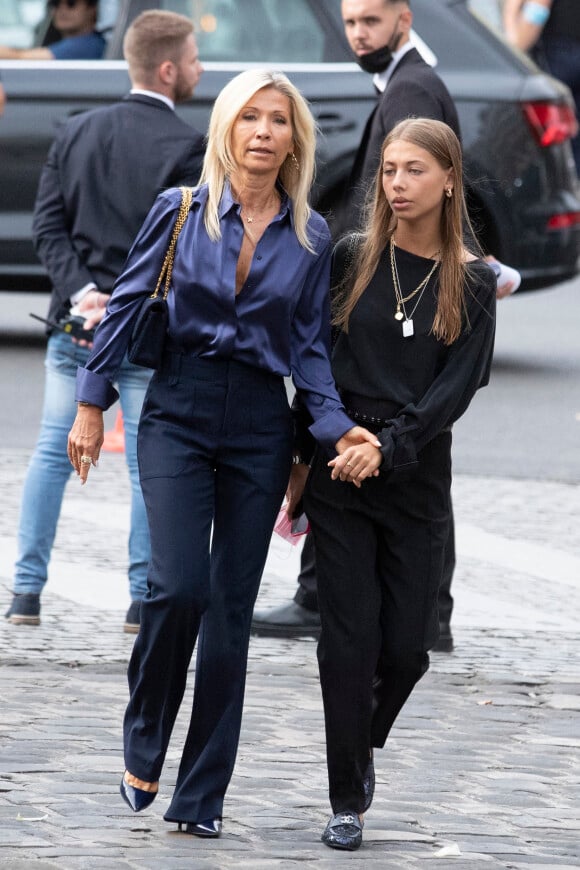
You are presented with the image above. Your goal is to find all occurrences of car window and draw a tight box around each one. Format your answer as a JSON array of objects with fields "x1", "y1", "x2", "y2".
[
  {"x1": 0, "y1": 0, "x2": 118, "y2": 48},
  {"x1": 467, "y1": 0, "x2": 504, "y2": 33},
  {"x1": 411, "y1": 0, "x2": 517, "y2": 74},
  {"x1": 158, "y1": 0, "x2": 327, "y2": 62},
  {"x1": 0, "y1": 0, "x2": 45, "y2": 47}
]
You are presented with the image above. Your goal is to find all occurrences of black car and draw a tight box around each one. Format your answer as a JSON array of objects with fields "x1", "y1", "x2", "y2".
[{"x1": 0, "y1": 0, "x2": 579, "y2": 292}]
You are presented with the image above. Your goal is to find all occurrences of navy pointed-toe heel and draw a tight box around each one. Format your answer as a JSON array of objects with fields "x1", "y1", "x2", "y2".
[
  {"x1": 120, "y1": 774, "x2": 158, "y2": 812},
  {"x1": 178, "y1": 818, "x2": 222, "y2": 838}
]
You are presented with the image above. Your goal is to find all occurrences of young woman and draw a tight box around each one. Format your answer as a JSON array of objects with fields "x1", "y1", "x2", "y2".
[
  {"x1": 67, "y1": 69, "x2": 377, "y2": 839},
  {"x1": 302, "y1": 118, "x2": 496, "y2": 851}
]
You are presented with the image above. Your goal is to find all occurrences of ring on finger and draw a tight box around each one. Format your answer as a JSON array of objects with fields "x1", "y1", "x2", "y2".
[{"x1": 80, "y1": 455, "x2": 92, "y2": 465}]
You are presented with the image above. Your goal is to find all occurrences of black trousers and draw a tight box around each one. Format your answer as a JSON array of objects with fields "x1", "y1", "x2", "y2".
[
  {"x1": 294, "y1": 510, "x2": 455, "y2": 626},
  {"x1": 304, "y1": 432, "x2": 452, "y2": 814},
  {"x1": 124, "y1": 354, "x2": 293, "y2": 824}
]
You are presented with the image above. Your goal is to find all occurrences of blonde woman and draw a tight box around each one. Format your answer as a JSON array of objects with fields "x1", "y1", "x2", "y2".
[
  {"x1": 67, "y1": 69, "x2": 377, "y2": 838},
  {"x1": 303, "y1": 118, "x2": 496, "y2": 850}
]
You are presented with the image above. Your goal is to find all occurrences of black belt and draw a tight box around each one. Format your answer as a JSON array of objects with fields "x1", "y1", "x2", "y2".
[
  {"x1": 340, "y1": 390, "x2": 400, "y2": 429},
  {"x1": 340, "y1": 390, "x2": 452, "y2": 434}
]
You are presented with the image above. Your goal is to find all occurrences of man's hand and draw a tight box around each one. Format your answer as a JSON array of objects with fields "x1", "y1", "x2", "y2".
[
  {"x1": 285, "y1": 462, "x2": 310, "y2": 518},
  {"x1": 72, "y1": 290, "x2": 108, "y2": 347}
]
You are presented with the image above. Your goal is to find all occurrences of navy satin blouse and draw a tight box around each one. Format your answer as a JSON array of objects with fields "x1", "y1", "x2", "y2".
[{"x1": 76, "y1": 183, "x2": 353, "y2": 450}]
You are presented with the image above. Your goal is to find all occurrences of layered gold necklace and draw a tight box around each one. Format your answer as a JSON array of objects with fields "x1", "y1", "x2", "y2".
[{"x1": 389, "y1": 238, "x2": 440, "y2": 338}]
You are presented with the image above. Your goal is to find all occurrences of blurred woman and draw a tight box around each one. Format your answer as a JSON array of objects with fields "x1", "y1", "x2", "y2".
[{"x1": 67, "y1": 69, "x2": 377, "y2": 838}]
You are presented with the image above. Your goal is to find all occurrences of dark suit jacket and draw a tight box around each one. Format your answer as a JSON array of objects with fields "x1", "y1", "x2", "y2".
[
  {"x1": 340, "y1": 48, "x2": 461, "y2": 234},
  {"x1": 32, "y1": 93, "x2": 205, "y2": 326}
]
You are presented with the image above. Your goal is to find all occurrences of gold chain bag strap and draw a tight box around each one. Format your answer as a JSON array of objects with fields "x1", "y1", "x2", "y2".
[{"x1": 127, "y1": 186, "x2": 193, "y2": 369}]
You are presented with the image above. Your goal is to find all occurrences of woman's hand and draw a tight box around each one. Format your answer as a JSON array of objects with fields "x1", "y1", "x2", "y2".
[
  {"x1": 67, "y1": 405, "x2": 105, "y2": 485},
  {"x1": 285, "y1": 462, "x2": 310, "y2": 518},
  {"x1": 336, "y1": 425, "x2": 381, "y2": 454},
  {"x1": 328, "y1": 442, "x2": 382, "y2": 488}
]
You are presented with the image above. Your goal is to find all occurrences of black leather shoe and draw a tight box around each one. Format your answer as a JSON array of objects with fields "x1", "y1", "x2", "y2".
[
  {"x1": 251, "y1": 601, "x2": 321, "y2": 638},
  {"x1": 321, "y1": 811, "x2": 363, "y2": 851},
  {"x1": 120, "y1": 774, "x2": 158, "y2": 812},
  {"x1": 124, "y1": 600, "x2": 141, "y2": 635},
  {"x1": 363, "y1": 749, "x2": 375, "y2": 812},
  {"x1": 178, "y1": 818, "x2": 222, "y2": 838},
  {"x1": 432, "y1": 621, "x2": 454, "y2": 653},
  {"x1": 5, "y1": 593, "x2": 41, "y2": 625}
]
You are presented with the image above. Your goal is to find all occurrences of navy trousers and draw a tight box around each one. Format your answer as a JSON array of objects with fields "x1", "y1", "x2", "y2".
[
  {"x1": 305, "y1": 431, "x2": 452, "y2": 814},
  {"x1": 123, "y1": 354, "x2": 293, "y2": 824}
]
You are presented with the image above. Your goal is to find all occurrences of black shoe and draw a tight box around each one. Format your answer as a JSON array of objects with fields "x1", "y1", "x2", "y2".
[
  {"x1": 5, "y1": 593, "x2": 41, "y2": 625},
  {"x1": 432, "y1": 621, "x2": 454, "y2": 653},
  {"x1": 363, "y1": 749, "x2": 375, "y2": 812},
  {"x1": 178, "y1": 818, "x2": 222, "y2": 838},
  {"x1": 124, "y1": 600, "x2": 141, "y2": 634},
  {"x1": 251, "y1": 601, "x2": 321, "y2": 638},
  {"x1": 321, "y1": 811, "x2": 363, "y2": 851}
]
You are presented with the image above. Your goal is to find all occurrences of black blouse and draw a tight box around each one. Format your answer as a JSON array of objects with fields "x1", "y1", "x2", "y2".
[{"x1": 331, "y1": 238, "x2": 496, "y2": 470}]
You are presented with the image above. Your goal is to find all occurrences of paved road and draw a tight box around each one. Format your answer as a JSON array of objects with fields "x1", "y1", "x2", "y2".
[{"x1": 1, "y1": 449, "x2": 579, "y2": 868}]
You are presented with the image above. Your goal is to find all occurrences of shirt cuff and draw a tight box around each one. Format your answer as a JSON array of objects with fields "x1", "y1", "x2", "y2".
[
  {"x1": 70, "y1": 283, "x2": 98, "y2": 307},
  {"x1": 75, "y1": 367, "x2": 119, "y2": 410},
  {"x1": 308, "y1": 408, "x2": 355, "y2": 452}
]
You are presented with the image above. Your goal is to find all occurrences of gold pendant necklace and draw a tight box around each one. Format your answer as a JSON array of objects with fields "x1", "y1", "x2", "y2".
[
  {"x1": 390, "y1": 238, "x2": 439, "y2": 336},
  {"x1": 240, "y1": 192, "x2": 280, "y2": 225}
]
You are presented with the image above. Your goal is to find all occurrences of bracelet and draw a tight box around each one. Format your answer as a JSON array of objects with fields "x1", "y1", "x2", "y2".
[
  {"x1": 77, "y1": 401, "x2": 92, "y2": 407},
  {"x1": 522, "y1": 1, "x2": 550, "y2": 26}
]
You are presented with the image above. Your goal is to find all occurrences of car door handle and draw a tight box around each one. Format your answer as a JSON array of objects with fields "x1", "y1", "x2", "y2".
[{"x1": 315, "y1": 113, "x2": 357, "y2": 135}]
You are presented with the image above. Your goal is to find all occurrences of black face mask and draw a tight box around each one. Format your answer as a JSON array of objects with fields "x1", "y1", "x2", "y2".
[{"x1": 353, "y1": 18, "x2": 403, "y2": 75}]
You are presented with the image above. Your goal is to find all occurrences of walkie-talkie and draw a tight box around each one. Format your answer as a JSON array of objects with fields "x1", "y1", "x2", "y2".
[{"x1": 29, "y1": 313, "x2": 95, "y2": 342}]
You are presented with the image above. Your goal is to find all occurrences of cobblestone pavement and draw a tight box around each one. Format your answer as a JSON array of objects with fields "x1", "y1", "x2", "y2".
[{"x1": 0, "y1": 448, "x2": 579, "y2": 869}]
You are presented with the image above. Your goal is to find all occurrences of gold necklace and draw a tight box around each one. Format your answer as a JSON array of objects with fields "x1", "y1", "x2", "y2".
[
  {"x1": 240, "y1": 192, "x2": 279, "y2": 224},
  {"x1": 390, "y1": 238, "x2": 439, "y2": 337}
]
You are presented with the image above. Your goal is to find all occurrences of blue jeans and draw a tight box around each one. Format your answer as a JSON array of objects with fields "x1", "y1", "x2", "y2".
[{"x1": 13, "y1": 331, "x2": 152, "y2": 601}]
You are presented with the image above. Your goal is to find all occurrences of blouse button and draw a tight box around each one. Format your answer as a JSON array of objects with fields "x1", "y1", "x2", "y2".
[{"x1": 257, "y1": 255, "x2": 262, "y2": 260}]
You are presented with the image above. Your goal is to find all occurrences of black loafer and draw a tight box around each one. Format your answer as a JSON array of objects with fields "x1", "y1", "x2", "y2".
[
  {"x1": 363, "y1": 749, "x2": 375, "y2": 812},
  {"x1": 321, "y1": 811, "x2": 363, "y2": 851},
  {"x1": 178, "y1": 818, "x2": 222, "y2": 838},
  {"x1": 251, "y1": 601, "x2": 321, "y2": 638},
  {"x1": 432, "y1": 621, "x2": 454, "y2": 652}
]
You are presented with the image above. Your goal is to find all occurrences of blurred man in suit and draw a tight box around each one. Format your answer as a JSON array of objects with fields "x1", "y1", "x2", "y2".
[{"x1": 5, "y1": 10, "x2": 205, "y2": 632}]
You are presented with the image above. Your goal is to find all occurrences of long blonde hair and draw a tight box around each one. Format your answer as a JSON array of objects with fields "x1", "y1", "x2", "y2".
[
  {"x1": 335, "y1": 118, "x2": 478, "y2": 345},
  {"x1": 198, "y1": 69, "x2": 318, "y2": 252}
]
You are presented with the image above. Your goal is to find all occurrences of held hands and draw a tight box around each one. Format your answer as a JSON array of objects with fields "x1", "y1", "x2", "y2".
[
  {"x1": 67, "y1": 405, "x2": 105, "y2": 485},
  {"x1": 332, "y1": 426, "x2": 383, "y2": 488}
]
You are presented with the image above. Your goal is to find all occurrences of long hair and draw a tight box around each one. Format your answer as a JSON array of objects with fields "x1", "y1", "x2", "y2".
[
  {"x1": 335, "y1": 118, "x2": 477, "y2": 345},
  {"x1": 198, "y1": 69, "x2": 318, "y2": 252}
]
